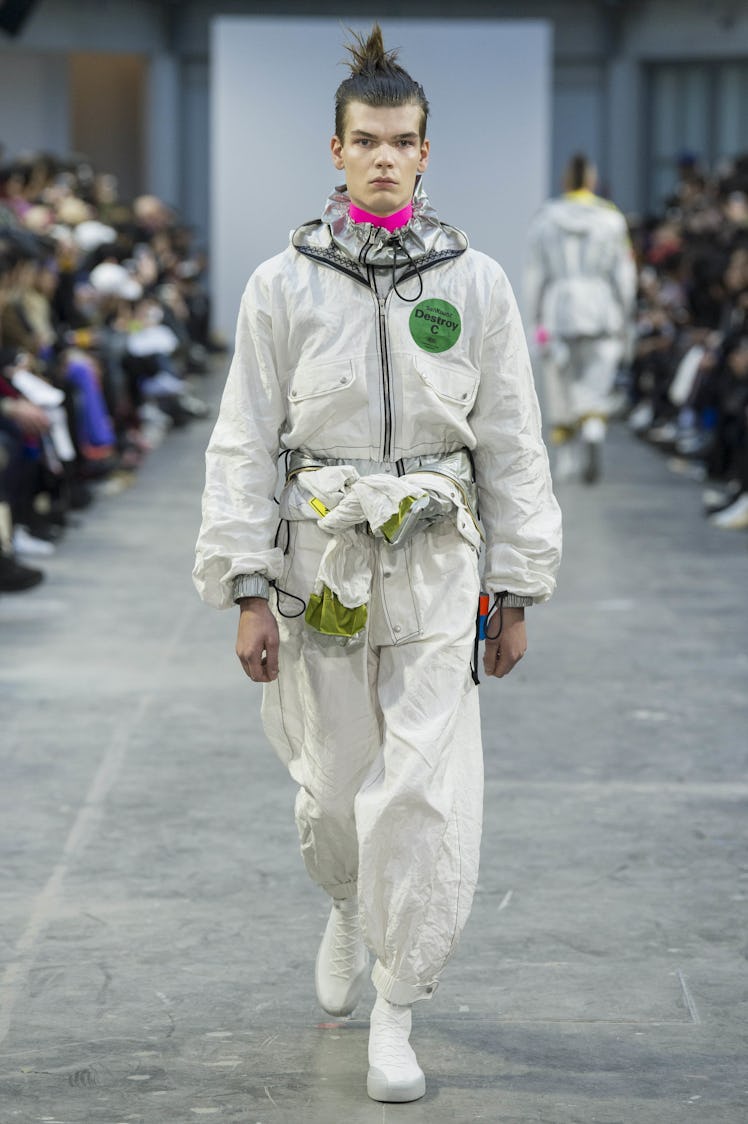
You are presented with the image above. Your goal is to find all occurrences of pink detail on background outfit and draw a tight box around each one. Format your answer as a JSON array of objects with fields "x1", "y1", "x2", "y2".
[{"x1": 349, "y1": 201, "x2": 413, "y2": 231}]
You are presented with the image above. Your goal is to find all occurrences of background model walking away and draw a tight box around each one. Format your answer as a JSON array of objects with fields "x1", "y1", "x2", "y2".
[{"x1": 525, "y1": 152, "x2": 637, "y2": 484}]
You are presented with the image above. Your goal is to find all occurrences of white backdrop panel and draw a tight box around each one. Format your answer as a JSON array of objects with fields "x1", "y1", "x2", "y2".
[{"x1": 211, "y1": 17, "x2": 551, "y2": 339}]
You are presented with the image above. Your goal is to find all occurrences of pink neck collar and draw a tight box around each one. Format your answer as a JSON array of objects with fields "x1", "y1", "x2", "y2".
[{"x1": 348, "y1": 200, "x2": 413, "y2": 232}]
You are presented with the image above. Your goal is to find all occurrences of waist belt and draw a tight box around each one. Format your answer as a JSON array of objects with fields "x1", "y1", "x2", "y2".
[
  {"x1": 280, "y1": 449, "x2": 482, "y2": 640},
  {"x1": 285, "y1": 447, "x2": 479, "y2": 528}
]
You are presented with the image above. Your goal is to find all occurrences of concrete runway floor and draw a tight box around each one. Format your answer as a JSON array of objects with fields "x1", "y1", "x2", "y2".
[{"x1": 1, "y1": 373, "x2": 747, "y2": 1123}]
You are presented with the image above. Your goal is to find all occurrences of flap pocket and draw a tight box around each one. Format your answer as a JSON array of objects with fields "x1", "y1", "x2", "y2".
[
  {"x1": 414, "y1": 358, "x2": 479, "y2": 406},
  {"x1": 288, "y1": 358, "x2": 356, "y2": 402}
]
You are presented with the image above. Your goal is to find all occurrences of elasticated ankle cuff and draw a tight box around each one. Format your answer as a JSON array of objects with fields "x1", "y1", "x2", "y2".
[{"x1": 371, "y1": 959, "x2": 438, "y2": 1004}]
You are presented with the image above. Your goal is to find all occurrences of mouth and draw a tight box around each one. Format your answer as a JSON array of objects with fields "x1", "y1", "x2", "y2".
[{"x1": 370, "y1": 178, "x2": 397, "y2": 187}]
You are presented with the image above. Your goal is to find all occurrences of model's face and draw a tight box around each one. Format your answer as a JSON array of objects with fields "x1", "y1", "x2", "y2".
[{"x1": 331, "y1": 101, "x2": 429, "y2": 217}]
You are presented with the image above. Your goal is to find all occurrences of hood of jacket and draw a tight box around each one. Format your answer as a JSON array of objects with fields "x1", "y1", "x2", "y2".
[
  {"x1": 292, "y1": 179, "x2": 468, "y2": 274},
  {"x1": 541, "y1": 192, "x2": 616, "y2": 236}
]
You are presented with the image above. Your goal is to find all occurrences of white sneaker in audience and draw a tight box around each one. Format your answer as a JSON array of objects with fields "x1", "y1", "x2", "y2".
[
  {"x1": 647, "y1": 421, "x2": 678, "y2": 444},
  {"x1": 13, "y1": 526, "x2": 56, "y2": 557},
  {"x1": 667, "y1": 456, "x2": 706, "y2": 481},
  {"x1": 628, "y1": 401, "x2": 654, "y2": 432},
  {"x1": 702, "y1": 480, "x2": 741, "y2": 509},
  {"x1": 708, "y1": 493, "x2": 748, "y2": 530}
]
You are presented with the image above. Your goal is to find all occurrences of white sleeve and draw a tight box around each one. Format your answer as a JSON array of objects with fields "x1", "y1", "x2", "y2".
[
  {"x1": 611, "y1": 211, "x2": 637, "y2": 323},
  {"x1": 193, "y1": 271, "x2": 287, "y2": 609},
  {"x1": 471, "y1": 267, "x2": 562, "y2": 602}
]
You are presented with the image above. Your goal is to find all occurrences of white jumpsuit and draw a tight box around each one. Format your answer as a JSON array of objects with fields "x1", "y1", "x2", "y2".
[
  {"x1": 194, "y1": 185, "x2": 562, "y2": 1005},
  {"x1": 524, "y1": 189, "x2": 637, "y2": 432}
]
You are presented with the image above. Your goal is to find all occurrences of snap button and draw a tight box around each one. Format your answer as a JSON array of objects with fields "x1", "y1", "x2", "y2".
[
  {"x1": 340, "y1": 377, "x2": 348, "y2": 384},
  {"x1": 393, "y1": 625, "x2": 401, "y2": 633}
]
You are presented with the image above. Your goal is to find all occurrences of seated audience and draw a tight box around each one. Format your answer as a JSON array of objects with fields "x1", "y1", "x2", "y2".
[{"x1": 0, "y1": 148, "x2": 219, "y2": 593}]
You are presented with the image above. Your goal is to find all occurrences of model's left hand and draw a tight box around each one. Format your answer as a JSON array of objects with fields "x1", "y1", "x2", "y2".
[{"x1": 483, "y1": 606, "x2": 527, "y2": 679}]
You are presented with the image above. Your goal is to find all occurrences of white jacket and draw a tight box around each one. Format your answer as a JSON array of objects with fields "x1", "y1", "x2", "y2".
[
  {"x1": 525, "y1": 189, "x2": 636, "y2": 339},
  {"x1": 194, "y1": 186, "x2": 562, "y2": 609}
]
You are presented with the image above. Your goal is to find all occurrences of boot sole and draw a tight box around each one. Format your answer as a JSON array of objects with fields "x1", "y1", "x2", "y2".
[{"x1": 367, "y1": 1066, "x2": 426, "y2": 1102}]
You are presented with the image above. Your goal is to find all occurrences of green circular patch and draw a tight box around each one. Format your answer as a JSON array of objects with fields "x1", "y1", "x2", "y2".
[{"x1": 409, "y1": 298, "x2": 462, "y2": 354}]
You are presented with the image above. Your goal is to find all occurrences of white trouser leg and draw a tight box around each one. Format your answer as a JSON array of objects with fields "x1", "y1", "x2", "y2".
[
  {"x1": 568, "y1": 337, "x2": 624, "y2": 423},
  {"x1": 359, "y1": 520, "x2": 482, "y2": 1003},
  {"x1": 359, "y1": 674, "x2": 482, "y2": 1004},
  {"x1": 261, "y1": 517, "x2": 483, "y2": 1000},
  {"x1": 540, "y1": 344, "x2": 576, "y2": 432},
  {"x1": 261, "y1": 519, "x2": 381, "y2": 900}
]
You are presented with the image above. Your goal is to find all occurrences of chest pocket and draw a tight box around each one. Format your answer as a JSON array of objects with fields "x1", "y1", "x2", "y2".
[
  {"x1": 285, "y1": 357, "x2": 369, "y2": 450},
  {"x1": 414, "y1": 358, "x2": 479, "y2": 410},
  {"x1": 289, "y1": 358, "x2": 356, "y2": 401}
]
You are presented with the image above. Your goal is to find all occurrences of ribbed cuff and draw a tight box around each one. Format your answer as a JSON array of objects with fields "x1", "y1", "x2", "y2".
[
  {"x1": 494, "y1": 592, "x2": 533, "y2": 608},
  {"x1": 232, "y1": 573, "x2": 270, "y2": 602}
]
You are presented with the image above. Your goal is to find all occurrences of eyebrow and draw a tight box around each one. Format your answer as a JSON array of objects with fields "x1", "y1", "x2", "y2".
[{"x1": 349, "y1": 130, "x2": 420, "y2": 141}]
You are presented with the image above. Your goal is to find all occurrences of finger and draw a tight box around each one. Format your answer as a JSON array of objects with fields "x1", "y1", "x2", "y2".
[
  {"x1": 237, "y1": 652, "x2": 256, "y2": 680},
  {"x1": 263, "y1": 638, "x2": 279, "y2": 680},
  {"x1": 483, "y1": 641, "x2": 500, "y2": 677},
  {"x1": 496, "y1": 648, "x2": 525, "y2": 678},
  {"x1": 237, "y1": 646, "x2": 266, "y2": 682},
  {"x1": 247, "y1": 649, "x2": 270, "y2": 682}
]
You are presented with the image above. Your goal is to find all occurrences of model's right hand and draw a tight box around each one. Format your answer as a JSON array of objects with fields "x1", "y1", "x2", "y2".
[{"x1": 236, "y1": 598, "x2": 279, "y2": 682}]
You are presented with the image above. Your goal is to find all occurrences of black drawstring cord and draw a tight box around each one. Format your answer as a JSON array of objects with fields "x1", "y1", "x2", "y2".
[
  {"x1": 391, "y1": 234, "x2": 424, "y2": 303},
  {"x1": 358, "y1": 228, "x2": 424, "y2": 302},
  {"x1": 273, "y1": 517, "x2": 290, "y2": 555},
  {"x1": 471, "y1": 592, "x2": 508, "y2": 686},
  {"x1": 270, "y1": 516, "x2": 305, "y2": 617},
  {"x1": 359, "y1": 228, "x2": 375, "y2": 266},
  {"x1": 271, "y1": 582, "x2": 306, "y2": 619},
  {"x1": 485, "y1": 592, "x2": 508, "y2": 642},
  {"x1": 471, "y1": 604, "x2": 482, "y2": 685}
]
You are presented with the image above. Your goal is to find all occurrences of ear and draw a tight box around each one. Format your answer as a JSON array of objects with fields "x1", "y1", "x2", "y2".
[
  {"x1": 417, "y1": 138, "x2": 430, "y2": 175},
  {"x1": 330, "y1": 135, "x2": 345, "y2": 171}
]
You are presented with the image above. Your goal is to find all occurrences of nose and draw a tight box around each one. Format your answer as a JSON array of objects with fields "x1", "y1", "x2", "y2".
[{"x1": 375, "y1": 144, "x2": 396, "y2": 167}]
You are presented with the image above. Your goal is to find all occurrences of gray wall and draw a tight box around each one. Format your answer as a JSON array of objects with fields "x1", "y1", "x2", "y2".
[
  {"x1": 0, "y1": 49, "x2": 69, "y2": 160},
  {"x1": 2, "y1": 1, "x2": 748, "y2": 245},
  {"x1": 211, "y1": 16, "x2": 551, "y2": 337}
]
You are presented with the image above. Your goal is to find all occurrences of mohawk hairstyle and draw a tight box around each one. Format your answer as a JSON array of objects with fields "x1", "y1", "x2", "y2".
[{"x1": 334, "y1": 23, "x2": 430, "y2": 141}]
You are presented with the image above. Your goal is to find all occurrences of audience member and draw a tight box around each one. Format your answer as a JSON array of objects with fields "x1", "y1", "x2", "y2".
[
  {"x1": 627, "y1": 151, "x2": 748, "y2": 530},
  {"x1": 0, "y1": 148, "x2": 218, "y2": 593}
]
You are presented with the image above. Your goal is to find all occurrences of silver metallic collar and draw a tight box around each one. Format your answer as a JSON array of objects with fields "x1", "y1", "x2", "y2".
[{"x1": 300, "y1": 180, "x2": 468, "y2": 267}]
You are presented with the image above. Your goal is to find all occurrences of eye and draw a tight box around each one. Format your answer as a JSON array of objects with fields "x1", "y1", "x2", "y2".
[
  {"x1": 356, "y1": 138, "x2": 371, "y2": 147},
  {"x1": 399, "y1": 139, "x2": 415, "y2": 147}
]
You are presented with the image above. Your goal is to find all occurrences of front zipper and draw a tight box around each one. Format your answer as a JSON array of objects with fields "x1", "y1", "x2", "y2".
[{"x1": 369, "y1": 270, "x2": 395, "y2": 463}]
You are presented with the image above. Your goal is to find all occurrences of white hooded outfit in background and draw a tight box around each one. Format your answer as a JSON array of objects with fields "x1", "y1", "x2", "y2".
[
  {"x1": 194, "y1": 185, "x2": 562, "y2": 1006},
  {"x1": 524, "y1": 189, "x2": 636, "y2": 431}
]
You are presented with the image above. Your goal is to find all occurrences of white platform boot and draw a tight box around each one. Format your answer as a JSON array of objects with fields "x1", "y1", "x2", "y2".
[
  {"x1": 367, "y1": 995, "x2": 426, "y2": 1103},
  {"x1": 581, "y1": 416, "x2": 606, "y2": 484},
  {"x1": 315, "y1": 897, "x2": 369, "y2": 1017}
]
